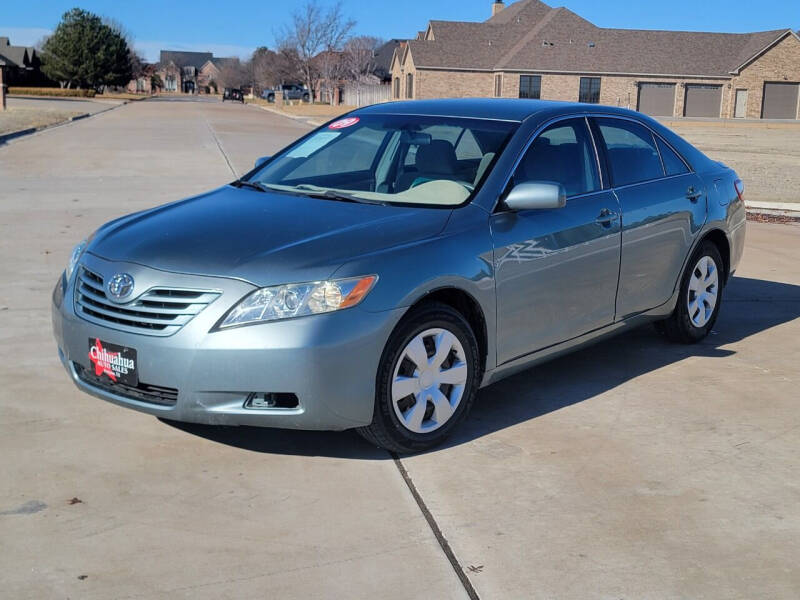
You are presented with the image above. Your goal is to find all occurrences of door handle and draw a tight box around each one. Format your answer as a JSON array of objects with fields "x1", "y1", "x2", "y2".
[
  {"x1": 686, "y1": 186, "x2": 703, "y2": 202},
  {"x1": 595, "y1": 208, "x2": 618, "y2": 226}
]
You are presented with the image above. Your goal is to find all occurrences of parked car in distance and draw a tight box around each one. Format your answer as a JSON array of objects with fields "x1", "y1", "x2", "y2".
[
  {"x1": 52, "y1": 99, "x2": 746, "y2": 453},
  {"x1": 263, "y1": 84, "x2": 310, "y2": 103},
  {"x1": 222, "y1": 88, "x2": 244, "y2": 103}
]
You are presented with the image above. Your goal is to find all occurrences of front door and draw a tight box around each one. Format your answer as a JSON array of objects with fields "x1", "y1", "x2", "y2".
[{"x1": 491, "y1": 118, "x2": 622, "y2": 365}]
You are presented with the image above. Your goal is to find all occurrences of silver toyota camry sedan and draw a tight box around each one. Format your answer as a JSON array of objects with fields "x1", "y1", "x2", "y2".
[{"x1": 52, "y1": 99, "x2": 746, "y2": 452}]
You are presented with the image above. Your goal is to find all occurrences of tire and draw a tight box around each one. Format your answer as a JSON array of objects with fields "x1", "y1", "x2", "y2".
[
  {"x1": 357, "y1": 302, "x2": 481, "y2": 453},
  {"x1": 302, "y1": 93, "x2": 310, "y2": 103},
  {"x1": 656, "y1": 241, "x2": 724, "y2": 343},
  {"x1": 267, "y1": 94, "x2": 275, "y2": 103}
]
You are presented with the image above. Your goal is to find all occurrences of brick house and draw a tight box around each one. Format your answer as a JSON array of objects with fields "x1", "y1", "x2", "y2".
[
  {"x1": 391, "y1": 0, "x2": 800, "y2": 119},
  {"x1": 0, "y1": 37, "x2": 42, "y2": 87},
  {"x1": 156, "y1": 50, "x2": 212, "y2": 94},
  {"x1": 197, "y1": 57, "x2": 240, "y2": 93},
  {"x1": 126, "y1": 51, "x2": 240, "y2": 95}
]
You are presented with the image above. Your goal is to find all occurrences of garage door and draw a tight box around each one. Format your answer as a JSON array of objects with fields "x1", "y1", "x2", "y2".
[
  {"x1": 762, "y1": 82, "x2": 799, "y2": 119},
  {"x1": 684, "y1": 85, "x2": 722, "y2": 118},
  {"x1": 637, "y1": 83, "x2": 676, "y2": 116}
]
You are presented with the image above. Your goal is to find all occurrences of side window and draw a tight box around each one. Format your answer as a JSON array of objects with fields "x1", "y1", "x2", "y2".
[
  {"x1": 595, "y1": 118, "x2": 664, "y2": 186},
  {"x1": 514, "y1": 118, "x2": 600, "y2": 197},
  {"x1": 656, "y1": 136, "x2": 689, "y2": 176}
]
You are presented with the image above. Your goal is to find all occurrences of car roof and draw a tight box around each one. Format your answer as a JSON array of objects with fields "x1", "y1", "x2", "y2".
[{"x1": 354, "y1": 98, "x2": 644, "y2": 123}]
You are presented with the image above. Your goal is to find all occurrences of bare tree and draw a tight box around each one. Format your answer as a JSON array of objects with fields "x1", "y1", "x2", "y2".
[
  {"x1": 279, "y1": 0, "x2": 355, "y2": 101},
  {"x1": 247, "y1": 46, "x2": 302, "y2": 94},
  {"x1": 343, "y1": 36, "x2": 383, "y2": 82},
  {"x1": 217, "y1": 59, "x2": 249, "y2": 89},
  {"x1": 248, "y1": 47, "x2": 276, "y2": 93}
]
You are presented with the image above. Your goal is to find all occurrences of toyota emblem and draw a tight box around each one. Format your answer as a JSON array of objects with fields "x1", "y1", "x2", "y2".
[{"x1": 107, "y1": 273, "x2": 134, "y2": 301}]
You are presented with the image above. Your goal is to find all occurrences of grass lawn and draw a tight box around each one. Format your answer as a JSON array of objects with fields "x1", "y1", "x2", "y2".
[{"x1": 0, "y1": 107, "x2": 84, "y2": 136}]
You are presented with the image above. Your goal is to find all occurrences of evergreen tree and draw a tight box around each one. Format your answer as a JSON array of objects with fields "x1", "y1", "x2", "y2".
[{"x1": 41, "y1": 8, "x2": 133, "y2": 89}]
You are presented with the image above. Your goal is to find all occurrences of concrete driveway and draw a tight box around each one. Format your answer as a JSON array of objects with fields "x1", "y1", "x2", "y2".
[{"x1": 1, "y1": 98, "x2": 798, "y2": 599}]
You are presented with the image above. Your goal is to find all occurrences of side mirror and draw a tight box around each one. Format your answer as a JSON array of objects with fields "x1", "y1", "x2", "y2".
[
  {"x1": 504, "y1": 181, "x2": 567, "y2": 211},
  {"x1": 254, "y1": 156, "x2": 271, "y2": 168}
]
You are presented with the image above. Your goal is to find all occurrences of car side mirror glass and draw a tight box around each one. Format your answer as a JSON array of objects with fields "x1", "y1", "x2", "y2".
[
  {"x1": 254, "y1": 156, "x2": 271, "y2": 169},
  {"x1": 504, "y1": 181, "x2": 567, "y2": 211}
]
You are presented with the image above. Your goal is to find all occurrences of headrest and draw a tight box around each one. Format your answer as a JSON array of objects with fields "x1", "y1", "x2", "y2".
[{"x1": 416, "y1": 140, "x2": 458, "y2": 174}]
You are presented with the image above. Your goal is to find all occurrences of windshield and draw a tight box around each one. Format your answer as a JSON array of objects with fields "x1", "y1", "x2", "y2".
[{"x1": 247, "y1": 115, "x2": 517, "y2": 207}]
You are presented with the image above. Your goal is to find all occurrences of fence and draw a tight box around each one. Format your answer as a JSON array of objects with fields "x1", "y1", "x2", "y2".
[{"x1": 343, "y1": 83, "x2": 392, "y2": 107}]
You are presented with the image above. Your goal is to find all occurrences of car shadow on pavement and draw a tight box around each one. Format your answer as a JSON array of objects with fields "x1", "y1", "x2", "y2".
[{"x1": 164, "y1": 276, "x2": 800, "y2": 458}]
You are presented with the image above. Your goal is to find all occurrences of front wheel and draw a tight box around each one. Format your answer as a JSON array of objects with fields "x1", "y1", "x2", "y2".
[
  {"x1": 656, "y1": 241, "x2": 724, "y2": 343},
  {"x1": 357, "y1": 303, "x2": 481, "y2": 453}
]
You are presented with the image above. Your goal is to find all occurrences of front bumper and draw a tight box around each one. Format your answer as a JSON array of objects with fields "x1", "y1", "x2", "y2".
[{"x1": 52, "y1": 254, "x2": 404, "y2": 430}]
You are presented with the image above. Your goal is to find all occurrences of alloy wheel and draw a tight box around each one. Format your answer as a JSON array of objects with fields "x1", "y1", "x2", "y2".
[
  {"x1": 687, "y1": 255, "x2": 719, "y2": 328},
  {"x1": 391, "y1": 328, "x2": 469, "y2": 434}
]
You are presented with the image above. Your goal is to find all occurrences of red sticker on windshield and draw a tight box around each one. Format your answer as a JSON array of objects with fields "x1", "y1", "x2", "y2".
[{"x1": 329, "y1": 117, "x2": 360, "y2": 130}]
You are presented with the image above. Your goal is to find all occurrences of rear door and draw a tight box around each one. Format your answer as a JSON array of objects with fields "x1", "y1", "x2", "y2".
[
  {"x1": 762, "y1": 82, "x2": 799, "y2": 119},
  {"x1": 591, "y1": 117, "x2": 706, "y2": 318},
  {"x1": 684, "y1": 84, "x2": 722, "y2": 118},
  {"x1": 491, "y1": 117, "x2": 621, "y2": 363}
]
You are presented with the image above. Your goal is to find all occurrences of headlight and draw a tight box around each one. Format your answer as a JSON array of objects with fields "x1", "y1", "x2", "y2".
[
  {"x1": 66, "y1": 239, "x2": 88, "y2": 281},
  {"x1": 219, "y1": 275, "x2": 377, "y2": 329}
]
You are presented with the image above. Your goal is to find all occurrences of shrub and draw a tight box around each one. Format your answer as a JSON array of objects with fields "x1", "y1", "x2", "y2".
[{"x1": 8, "y1": 87, "x2": 97, "y2": 98}]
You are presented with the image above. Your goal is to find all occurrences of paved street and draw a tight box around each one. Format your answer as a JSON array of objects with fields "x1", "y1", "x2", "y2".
[{"x1": 1, "y1": 98, "x2": 799, "y2": 599}]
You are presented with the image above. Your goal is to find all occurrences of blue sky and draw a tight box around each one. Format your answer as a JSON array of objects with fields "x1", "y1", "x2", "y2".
[{"x1": 3, "y1": 0, "x2": 799, "y2": 62}]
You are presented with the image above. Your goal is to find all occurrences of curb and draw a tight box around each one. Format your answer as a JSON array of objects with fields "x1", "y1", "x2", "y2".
[
  {"x1": 746, "y1": 200, "x2": 800, "y2": 212},
  {"x1": 0, "y1": 101, "x2": 125, "y2": 146}
]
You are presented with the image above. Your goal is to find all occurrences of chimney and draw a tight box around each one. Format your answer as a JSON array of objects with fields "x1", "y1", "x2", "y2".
[{"x1": 492, "y1": 1, "x2": 505, "y2": 17}]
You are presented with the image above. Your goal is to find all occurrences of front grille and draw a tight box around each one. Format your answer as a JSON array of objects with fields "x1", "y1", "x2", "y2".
[
  {"x1": 74, "y1": 363, "x2": 178, "y2": 407},
  {"x1": 74, "y1": 267, "x2": 220, "y2": 336}
]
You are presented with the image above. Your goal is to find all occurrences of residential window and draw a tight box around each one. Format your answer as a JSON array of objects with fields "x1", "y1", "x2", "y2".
[
  {"x1": 393, "y1": 77, "x2": 400, "y2": 99},
  {"x1": 494, "y1": 74, "x2": 503, "y2": 97},
  {"x1": 519, "y1": 75, "x2": 541, "y2": 99},
  {"x1": 579, "y1": 77, "x2": 601, "y2": 104},
  {"x1": 406, "y1": 73, "x2": 414, "y2": 99}
]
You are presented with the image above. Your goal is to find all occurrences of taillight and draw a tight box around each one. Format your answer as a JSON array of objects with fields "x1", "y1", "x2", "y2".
[{"x1": 734, "y1": 179, "x2": 745, "y2": 202}]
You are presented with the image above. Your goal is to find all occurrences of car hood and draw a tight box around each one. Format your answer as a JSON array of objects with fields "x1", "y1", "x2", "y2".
[{"x1": 88, "y1": 186, "x2": 452, "y2": 287}]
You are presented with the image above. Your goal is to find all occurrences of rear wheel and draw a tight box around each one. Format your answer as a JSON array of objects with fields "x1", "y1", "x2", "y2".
[
  {"x1": 357, "y1": 303, "x2": 480, "y2": 453},
  {"x1": 656, "y1": 241, "x2": 724, "y2": 343}
]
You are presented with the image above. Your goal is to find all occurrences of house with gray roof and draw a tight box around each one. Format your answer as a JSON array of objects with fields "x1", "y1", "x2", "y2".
[
  {"x1": 391, "y1": 0, "x2": 800, "y2": 119},
  {"x1": 0, "y1": 37, "x2": 43, "y2": 86},
  {"x1": 155, "y1": 50, "x2": 236, "y2": 94}
]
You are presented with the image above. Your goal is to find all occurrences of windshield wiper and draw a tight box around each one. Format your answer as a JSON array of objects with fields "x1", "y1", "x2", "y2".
[
  {"x1": 288, "y1": 185, "x2": 386, "y2": 205},
  {"x1": 231, "y1": 179, "x2": 266, "y2": 192},
  {"x1": 313, "y1": 190, "x2": 386, "y2": 205}
]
